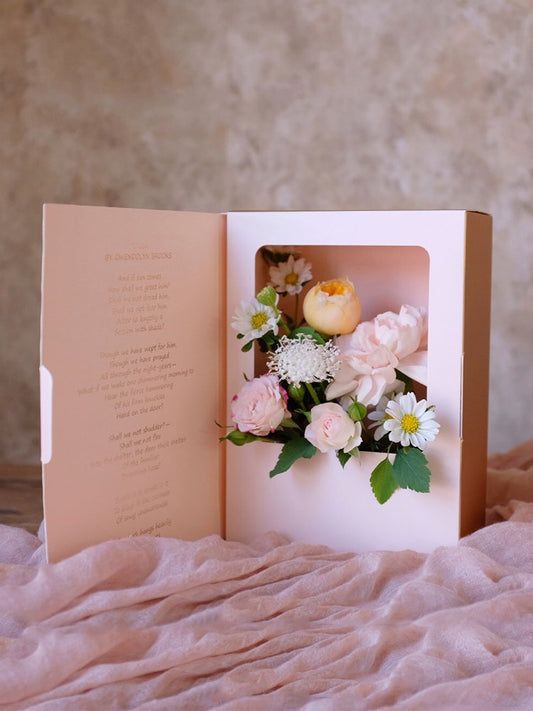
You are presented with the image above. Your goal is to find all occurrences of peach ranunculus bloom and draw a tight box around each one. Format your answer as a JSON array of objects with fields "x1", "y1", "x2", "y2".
[
  {"x1": 231, "y1": 374, "x2": 290, "y2": 437},
  {"x1": 326, "y1": 305, "x2": 427, "y2": 407},
  {"x1": 302, "y1": 278, "x2": 361, "y2": 336}
]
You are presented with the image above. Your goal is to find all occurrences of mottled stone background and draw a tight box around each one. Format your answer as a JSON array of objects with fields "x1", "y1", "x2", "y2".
[{"x1": 0, "y1": 0, "x2": 532, "y2": 463}]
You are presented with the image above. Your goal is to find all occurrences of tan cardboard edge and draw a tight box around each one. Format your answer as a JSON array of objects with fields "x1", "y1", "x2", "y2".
[
  {"x1": 42, "y1": 202, "x2": 222, "y2": 217},
  {"x1": 40, "y1": 205, "x2": 49, "y2": 560},
  {"x1": 460, "y1": 211, "x2": 492, "y2": 536},
  {"x1": 226, "y1": 209, "x2": 491, "y2": 216},
  {"x1": 218, "y1": 215, "x2": 227, "y2": 538}
]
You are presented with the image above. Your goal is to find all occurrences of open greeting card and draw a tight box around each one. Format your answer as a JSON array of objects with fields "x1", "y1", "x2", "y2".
[{"x1": 40, "y1": 206, "x2": 491, "y2": 562}]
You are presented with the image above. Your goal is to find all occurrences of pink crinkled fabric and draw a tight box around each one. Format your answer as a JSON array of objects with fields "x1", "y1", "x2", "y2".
[{"x1": 1, "y1": 441, "x2": 532, "y2": 710}]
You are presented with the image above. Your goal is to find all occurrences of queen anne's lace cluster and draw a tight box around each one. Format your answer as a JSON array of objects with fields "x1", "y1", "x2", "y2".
[{"x1": 268, "y1": 334, "x2": 340, "y2": 387}]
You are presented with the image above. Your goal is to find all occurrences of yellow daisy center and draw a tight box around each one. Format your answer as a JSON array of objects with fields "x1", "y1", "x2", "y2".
[
  {"x1": 251, "y1": 311, "x2": 269, "y2": 330},
  {"x1": 320, "y1": 279, "x2": 352, "y2": 296},
  {"x1": 401, "y1": 414, "x2": 420, "y2": 434},
  {"x1": 285, "y1": 272, "x2": 299, "y2": 285}
]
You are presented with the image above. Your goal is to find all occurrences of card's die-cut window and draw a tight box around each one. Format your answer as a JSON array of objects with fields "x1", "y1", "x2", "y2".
[{"x1": 254, "y1": 244, "x2": 430, "y2": 401}]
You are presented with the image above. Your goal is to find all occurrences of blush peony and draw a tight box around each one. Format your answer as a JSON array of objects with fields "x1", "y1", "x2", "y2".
[
  {"x1": 358, "y1": 305, "x2": 426, "y2": 360},
  {"x1": 231, "y1": 375, "x2": 290, "y2": 436},
  {"x1": 326, "y1": 305, "x2": 427, "y2": 406},
  {"x1": 326, "y1": 341, "x2": 398, "y2": 406}
]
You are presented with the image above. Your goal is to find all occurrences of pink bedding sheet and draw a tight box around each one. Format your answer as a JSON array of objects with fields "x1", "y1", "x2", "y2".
[{"x1": 1, "y1": 441, "x2": 533, "y2": 710}]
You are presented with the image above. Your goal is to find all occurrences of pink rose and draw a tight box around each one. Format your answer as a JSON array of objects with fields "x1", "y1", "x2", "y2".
[
  {"x1": 231, "y1": 375, "x2": 289, "y2": 436},
  {"x1": 304, "y1": 403, "x2": 362, "y2": 453}
]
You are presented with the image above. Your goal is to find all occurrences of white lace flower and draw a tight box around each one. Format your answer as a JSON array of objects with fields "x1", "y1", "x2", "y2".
[
  {"x1": 232, "y1": 298, "x2": 279, "y2": 345},
  {"x1": 382, "y1": 392, "x2": 440, "y2": 449},
  {"x1": 269, "y1": 255, "x2": 312, "y2": 295},
  {"x1": 267, "y1": 334, "x2": 340, "y2": 386}
]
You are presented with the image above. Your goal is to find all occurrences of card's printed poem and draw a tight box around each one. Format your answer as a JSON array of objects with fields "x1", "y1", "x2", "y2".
[{"x1": 76, "y1": 259, "x2": 193, "y2": 531}]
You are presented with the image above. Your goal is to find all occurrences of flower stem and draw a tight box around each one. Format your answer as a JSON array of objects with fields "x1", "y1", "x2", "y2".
[
  {"x1": 305, "y1": 383, "x2": 321, "y2": 406},
  {"x1": 278, "y1": 317, "x2": 291, "y2": 335}
]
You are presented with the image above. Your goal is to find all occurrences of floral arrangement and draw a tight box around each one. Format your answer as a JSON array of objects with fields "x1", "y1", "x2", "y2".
[{"x1": 222, "y1": 251, "x2": 440, "y2": 504}]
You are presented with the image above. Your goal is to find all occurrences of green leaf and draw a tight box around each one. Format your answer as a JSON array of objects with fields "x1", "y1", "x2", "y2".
[
  {"x1": 221, "y1": 430, "x2": 258, "y2": 446},
  {"x1": 263, "y1": 433, "x2": 291, "y2": 444},
  {"x1": 262, "y1": 332, "x2": 276, "y2": 346},
  {"x1": 256, "y1": 285, "x2": 278, "y2": 307},
  {"x1": 269, "y1": 437, "x2": 317, "y2": 477},
  {"x1": 347, "y1": 400, "x2": 367, "y2": 422},
  {"x1": 392, "y1": 447, "x2": 431, "y2": 492},
  {"x1": 370, "y1": 457, "x2": 398, "y2": 504},
  {"x1": 290, "y1": 326, "x2": 326, "y2": 345},
  {"x1": 336, "y1": 450, "x2": 351, "y2": 468},
  {"x1": 241, "y1": 340, "x2": 253, "y2": 352}
]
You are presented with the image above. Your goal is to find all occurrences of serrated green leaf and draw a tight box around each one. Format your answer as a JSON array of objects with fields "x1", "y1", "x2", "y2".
[
  {"x1": 370, "y1": 457, "x2": 398, "y2": 504},
  {"x1": 392, "y1": 447, "x2": 431, "y2": 492},
  {"x1": 336, "y1": 450, "x2": 351, "y2": 468},
  {"x1": 269, "y1": 437, "x2": 317, "y2": 477},
  {"x1": 347, "y1": 400, "x2": 367, "y2": 422},
  {"x1": 256, "y1": 285, "x2": 278, "y2": 307},
  {"x1": 290, "y1": 326, "x2": 326, "y2": 345}
]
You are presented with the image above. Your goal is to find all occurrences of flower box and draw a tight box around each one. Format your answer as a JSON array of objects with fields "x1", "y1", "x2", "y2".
[
  {"x1": 40, "y1": 207, "x2": 491, "y2": 561},
  {"x1": 225, "y1": 210, "x2": 492, "y2": 553}
]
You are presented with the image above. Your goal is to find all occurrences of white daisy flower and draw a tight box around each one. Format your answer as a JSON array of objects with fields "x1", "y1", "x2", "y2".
[
  {"x1": 382, "y1": 392, "x2": 440, "y2": 449},
  {"x1": 232, "y1": 298, "x2": 280, "y2": 345},
  {"x1": 269, "y1": 255, "x2": 313, "y2": 295},
  {"x1": 267, "y1": 334, "x2": 340, "y2": 386}
]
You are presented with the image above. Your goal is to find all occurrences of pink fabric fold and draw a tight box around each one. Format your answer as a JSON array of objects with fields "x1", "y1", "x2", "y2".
[{"x1": 1, "y1": 442, "x2": 533, "y2": 710}]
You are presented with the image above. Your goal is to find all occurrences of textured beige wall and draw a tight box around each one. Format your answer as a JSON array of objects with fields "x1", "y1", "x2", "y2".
[{"x1": 0, "y1": 0, "x2": 532, "y2": 463}]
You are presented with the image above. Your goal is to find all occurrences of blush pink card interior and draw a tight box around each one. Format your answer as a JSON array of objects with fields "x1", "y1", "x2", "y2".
[
  {"x1": 41, "y1": 205, "x2": 226, "y2": 561},
  {"x1": 41, "y1": 206, "x2": 491, "y2": 562}
]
